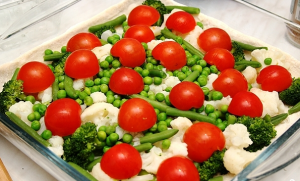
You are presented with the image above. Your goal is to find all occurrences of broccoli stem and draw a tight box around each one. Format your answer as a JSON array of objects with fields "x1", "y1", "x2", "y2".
[
  {"x1": 271, "y1": 113, "x2": 288, "y2": 126},
  {"x1": 134, "y1": 143, "x2": 153, "y2": 152},
  {"x1": 5, "y1": 111, "x2": 51, "y2": 147},
  {"x1": 68, "y1": 162, "x2": 98, "y2": 181},
  {"x1": 148, "y1": 69, "x2": 167, "y2": 78},
  {"x1": 166, "y1": 6, "x2": 200, "y2": 14},
  {"x1": 233, "y1": 40, "x2": 268, "y2": 51},
  {"x1": 43, "y1": 53, "x2": 65, "y2": 61},
  {"x1": 86, "y1": 157, "x2": 101, "y2": 172},
  {"x1": 88, "y1": 14, "x2": 127, "y2": 33},
  {"x1": 234, "y1": 60, "x2": 262, "y2": 68},
  {"x1": 11, "y1": 68, "x2": 20, "y2": 80},
  {"x1": 161, "y1": 28, "x2": 204, "y2": 59},
  {"x1": 208, "y1": 176, "x2": 223, "y2": 181},
  {"x1": 288, "y1": 101, "x2": 300, "y2": 115},
  {"x1": 183, "y1": 70, "x2": 200, "y2": 82},
  {"x1": 139, "y1": 129, "x2": 178, "y2": 144}
]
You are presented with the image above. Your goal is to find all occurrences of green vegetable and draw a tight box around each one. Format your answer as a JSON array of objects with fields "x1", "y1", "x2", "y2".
[
  {"x1": 134, "y1": 143, "x2": 153, "y2": 152},
  {"x1": 264, "y1": 57, "x2": 272, "y2": 65},
  {"x1": 234, "y1": 60, "x2": 261, "y2": 69},
  {"x1": 51, "y1": 52, "x2": 71, "y2": 77},
  {"x1": 208, "y1": 176, "x2": 223, "y2": 181},
  {"x1": 235, "y1": 115, "x2": 276, "y2": 152},
  {"x1": 271, "y1": 113, "x2": 288, "y2": 126},
  {"x1": 231, "y1": 41, "x2": 245, "y2": 62},
  {"x1": 52, "y1": 78, "x2": 59, "y2": 101},
  {"x1": 183, "y1": 70, "x2": 200, "y2": 82},
  {"x1": 44, "y1": 53, "x2": 65, "y2": 61},
  {"x1": 86, "y1": 157, "x2": 102, "y2": 172},
  {"x1": 31, "y1": 121, "x2": 41, "y2": 131},
  {"x1": 142, "y1": 0, "x2": 169, "y2": 26},
  {"x1": 279, "y1": 77, "x2": 300, "y2": 106},
  {"x1": 68, "y1": 162, "x2": 98, "y2": 181},
  {"x1": 41, "y1": 130, "x2": 52, "y2": 140},
  {"x1": 165, "y1": 6, "x2": 200, "y2": 14},
  {"x1": 139, "y1": 129, "x2": 178, "y2": 144},
  {"x1": 148, "y1": 69, "x2": 167, "y2": 78},
  {"x1": 64, "y1": 75, "x2": 78, "y2": 99},
  {"x1": 232, "y1": 40, "x2": 268, "y2": 51}
]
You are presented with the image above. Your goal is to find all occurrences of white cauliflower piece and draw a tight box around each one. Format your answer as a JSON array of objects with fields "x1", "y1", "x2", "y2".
[
  {"x1": 184, "y1": 25, "x2": 203, "y2": 50},
  {"x1": 250, "y1": 88, "x2": 288, "y2": 117},
  {"x1": 150, "y1": 26, "x2": 162, "y2": 36},
  {"x1": 101, "y1": 30, "x2": 113, "y2": 41},
  {"x1": 80, "y1": 102, "x2": 119, "y2": 129},
  {"x1": 91, "y1": 163, "x2": 114, "y2": 181},
  {"x1": 38, "y1": 86, "x2": 52, "y2": 103},
  {"x1": 48, "y1": 136, "x2": 64, "y2": 157},
  {"x1": 146, "y1": 39, "x2": 174, "y2": 50},
  {"x1": 164, "y1": 140, "x2": 188, "y2": 157},
  {"x1": 223, "y1": 147, "x2": 258, "y2": 175},
  {"x1": 37, "y1": 117, "x2": 46, "y2": 135},
  {"x1": 149, "y1": 84, "x2": 167, "y2": 94},
  {"x1": 242, "y1": 66, "x2": 257, "y2": 84},
  {"x1": 123, "y1": 174, "x2": 154, "y2": 181},
  {"x1": 141, "y1": 146, "x2": 167, "y2": 174},
  {"x1": 9, "y1": 101, "x2": 33, "y2": 126},
  {"x1": 90, "y1": 92, "x2": 107, "y2": 103},
  {"x1": 204, "y1": 96, "x2": 232, "y2": 111},
  {"x1": 223, "y1": 124, "x2": 252, "y2": 149},
  {"x1": 115, "y1": 126, "x2": 128, "y2": 140},
  {"x1": 170, "y1": 117, "x2": 193, "y2": 141},
  {"x1": 206, "y1": 73, "x2": 218, "y2": 90},
  {"x1": 73, "y1": 79, "x2": 85, "y2": 90},
  {"x1": 92, "y1": 44, "x2": 113, "y2": 62},
  {"x1": 163, "y1": 76, "x2": 180, "y2": 88}
]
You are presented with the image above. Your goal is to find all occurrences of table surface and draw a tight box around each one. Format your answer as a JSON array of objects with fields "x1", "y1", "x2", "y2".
[{"x1": 0, "y1": 0, "x2": 300, "y2": 181}]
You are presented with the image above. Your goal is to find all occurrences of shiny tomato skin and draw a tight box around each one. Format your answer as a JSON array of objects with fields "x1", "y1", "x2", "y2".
[
  {"x1": 64, "y1": 49, "x2": 99, "y2": 79},
  {"x1": 101, "y1": 143, "x2": 142, "y2": 180},
  {"x1": 213, "y1": 69, "x2": 248, "y2": 97},
  {"x1": 203, "y1": 48, "x2": 235, "y2": 71},
  {"x1": 152, "y1": 41, "x2": 186, "y2": 70},
  {"x1": 66, "y1": 32, "x2": 101, "y2": 52},
  {"x1": 166, "y1": 11, "x2": 196, "y2": 34},
  {"x1": 228, "y1": 91, "x2": 263, "y2": 118},
  {"x1": 197, "y1": 27, "x2": 232, "y2": 52},
  {"x1": 256, "y1": 65, "x2": 292, "y2": 92},
  {"x1": 17, "y1": 61, "x2": 55, "y2": 93},
  {"x1": 109, "y1": 68, "x2": 144, "y2": 95},
  {"x1": 110, "y1": 38, "x2": 146, "y2": 67},
  {"x1": 124, "y1": 25, "x2": 155, "y2": 43},
  {"x1": 118, "y1": 98, "x2": 157, "y2": 132},
  {"x1": 183, "y1": 122, "x2": 225, "y2": 163},
  {"x1": 157, "y1": 156, "x2": 200, "y2": 181},
  {"x1": 128, "y1": 5, "x2": 160, "y2": 26},
  {"x1": 169, "y1": 81, "x2": 204, "y2": 110},
  {"x1": 44, "y1": 98, "x2": 81, "y2": 137}
]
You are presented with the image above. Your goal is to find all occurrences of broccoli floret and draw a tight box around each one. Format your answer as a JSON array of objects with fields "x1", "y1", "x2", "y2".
[
  {"x1": 63, "y1": 122, "x2": 98, "y2": 169},
  {"x1": 194, "y1": 149, "x2": 228, "y2": 181},
  {"x1": 231, "y1": 41, "x2": 245, "y2": 62},
  {"x1": 235, "y1": 115, "x2": 277, "y2": 152},
  {"x1": 142, "y1": 0, "x2": 169, "y2": 26},
  {"x1": 279, "y1": 78, "x2": 300, "y2": 106},
  {"x1": 94, "y1": 25, "x2": 116, "y2": 39},
  {"x1": 0, "y1": 79, "x2": 24, "y2": 113},
  {"x1": 51, "y1": 52, "x2": 71, "y2": 77}
]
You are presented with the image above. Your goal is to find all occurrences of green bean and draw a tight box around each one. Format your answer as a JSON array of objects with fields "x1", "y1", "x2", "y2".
[
  {"x1": 233, "y1": 40, "x2": 268, "y2": 51},
  {"x1": 288, "y1": 101, "x2": 300, "y2": 115},
  {"x1": 165, "y1": 6, "x2": 200, "y2": 14},
  {"x1": 64, "y1": 75, "x2": 78, "y2": 99},
  {"x1": 134, "y1": 143, "x2": 153, "y2": 152},
  {"x1": 271, "y1": 113, "x2": 288, "y2": 126},
  {"x1": 234, "y1": 60, "x2": 261, "y2": 68},
  {"x1": 140, "y1": 129, "x2": 178, "y2": 144},
  {"x1": 86, "y1": 157, "x2": 102, "y2": 172},
  {"x1": 68, "y1": 162, "x2": 98, "y2": 181},
  {"x1": 208, "y1": 175, "x2": 223, "y2": 181},
  {"x1": 88, "y1": 14, "x2": 127, "y2": 33},
  {"x1": 234, "y1": 64, "x2": 247, "y2": 71},
  {"x1": 148, "y1": 69, "x2": 167, "y2": 78},
  {"x1": 5, "y1": 111, "x2": 50, "y2": 147},
  {"x1": 52, "y1": 78, "x2": 59, "y2": 101},
  {"x1": 11, "y1": 68, "x2": 20, "y2": 80},
  {"x1": 129, "y1": 94, "x2": 169, "y2": 112},
  {"x1": 43, "y1": 53, "x2": 65, "y2": 61},
  {"x1": 183, "y1": 70, "x2": 200, "y2": 82}
]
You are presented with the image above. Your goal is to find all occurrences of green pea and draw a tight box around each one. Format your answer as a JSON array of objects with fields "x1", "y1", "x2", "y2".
[
  {"x1": 143, "y1": 85, "x2": 150, "y2": 92},
  {"x1": 106, "y1": 91, "x2": 114, "y2": 96},
  {"x1": 216, "y1": 122, "x2": 226, "y2": 131},
  {"x1": 112, "y1": 60, "x2": 121, "y2": 68},
  {"x1": 57, "y1": 90, "x2": 67, "y2": 99},
  {"x1": 58, "y1": 82, "x2": 65, "y2": 89},
  {"x1": 212, "y1": 91, "x2": 223, "y2": 100},
  {"x1": 100, "y1": 61, "x2": 110, "y2": 69},
  {"x1": 120, "y1": 99, "x2": 127, "y2": 106},
  {"x1": 84, "y1": 87, "x2": 91, "y2": 95},
  {"x1": 32, "y1": 104, "x2": 41, "y2": 112},
  {"x1": 141, "y1": 42, "x2": 148, "y2": 50},
  {"x1": 113, "y1": 99, "x2": 121, "y2": 108},
  {"x1": 107, "y1": 95, "x2": 115, "y2": 103},
  {"x1": 145, "y1": 63, "x2": 154, "y2": 70},
  {"x1": 166, "y1": 71, "x2": 173, "y2": 77},
  {"x1": 103, "y1": 70, "x2": 112, "y2": 78},
  {"x1": 192, "y1": 65, "x2": 202, "y2": 72},
  {"x1": 185, "y1": 51, "x2": 192, "y2": 58},
  {"x1": 208, "y1": 112, "x2": 217, "y2": 119},
  {"x1": 103, "y1": 146, "x2": 111, "y2": 153},
  {"x1": 105, "y1": 55, "x2": 114, "y2": 63},
  {"x1": 198, "y1": 59, "x2": 207, "y2": 67},
  {"x1": 216, "y1": 118, "x2": 223, "y2": 124},
  {"x1": 48, "y1": 64, "x2": 54, "y2": 72},
  {"x1": 61, "y1": 46, "x2": 67, "y2": 53},
  {"x1": 197, "y1": 105, "x2": 205, "y2": 113},
  {"x1": 122, "y1": 133, "x2": 133, "y2": 143},
  {"x1": 150, "y1": 124, "x2": 158, "y2": 132},
  {"x1": 44, "y1": 49, "x2": 53, "y2": 55},
  {"x1": 155, "y1": 93, "x2": 165, "y2": 102},
  {"x1": 162, "y1": 139, "x2": 171, "y2": 149},
  {"x1": 84, "y1": 96, "x2": 93, "y2": 106},
  {"x1": 37, "y1": 104, "x2": 46, "y2": 116},
  {"x1": 134, "y1": 66, "x2": 143, "y2": 74},
  {"x1": 177, "y1": 72, "x2": 187, "y2": 81},
  {"x1": 165, "y1": 95, "x2": 171, "y2": 106},
  {"x1": 157, "y1": 124, "x2": 168, "y2": 132},
  {"x1": 150, "y1": 58, "x2": 158, "y2": 65},
  {"x1": 197, "y1": 75, "x2": 207, "y2": 87},
  {"x1": 173, "y1": 70, "x2": 179, "y2": 77},
  {"x1": 100, "y1": 77, "x2": 110, "y2": 85},
  {"x1": 187, "y1": 57, "x2": 196, "y2": 66},
  {"x1": 109, "y1": 133, "x2": 119, "y2": 143},
  {"x1": 75, "y1": 99, "x2": 83, "y2": 105},
  {"x1": 100, "y1": 84, "x2": 109, "y2": 93},
  {"x1": 210, "y1": 65, "x2": 218, "y2": 74},
  {"x1": 175, "y1": 36, "x2": 183, "y2": 44},
  {"x1": 154, "y1": 108, "x2": 160, "y2": 115},
  {"x1": 148, "y1": 94, "x2": 156, "y2": 100},
  {"x1": 79, "y1": 91, "x2": 88, "y2": 100},
  {"x1": 185, "y1": 70, "x2": 192, "y2": 77},
  {"x1": 140, "y1": 91, "x2": 148, "y2": 97},
  {"x1": 264, "y1": 57, "x2": 272, "y2": 65},
  {"x1": 58, "y1": 75, "x2": 65, "y2": 82},
  {"x1": 181, "y1": 66, "x2": 189, "y2": 73},
  {"x1": 41, "y1": 130, "x2": 52, "y2": 140},
  {"x1": 91, "y1": 86, "x2": 100, "y2": 93},
  {"x1": 201, "y1": 87, "x2": 210, "y2": 96},
  {"x1": 221, "y1": 105, "x2": 229, "y2": 113},
  {"x1": 106, "y1": 126, "x2": 116, "y2": 135},
  {"x1": 31, "y1": 121, "x2": 41, "y2": 131},
  {"x1": 143, "y1": 76, "x2": 153, "y2": 85},
  {"x1": 227, "y1": 114, "x2": 237, "y2": 125},
  {"x1": 201, "y1": 70, "x2": 209, "y2": 77},
  {"x1": 154, "y1": 77, "x2": 162, "y2": 85},
  {"x1": 146, "y1": 49, "x2": 152, "y2": 57},
  {"x1": 205, "y1": 104, "x2": 215, "y2": 114},
  {"x1": 98, "y1": 126, "x2": 106, "y2": 132},
  {"x1": 157, "y1": 112, "x2": 167, "y2": 121},
  {"x1": 25, "y1": 95, "x2": 35, "y2": 104},
  {"x1": 141, "y1": 69, "x2": 150, "y2": 77},
  {"x1": 85, "y1": 80, "x2": 94, "y2": 87},
  {"x1": 109, "y1": 68, "x2": 116, "y2": 75},
  {"x1": 98, "y1": 71, "x2": 104, "y2": 78},
  {"x1": 165, "y1": 118, "x2": 173, "y2": 127},
  {"x1": 27, "y1": 113, "x2": 36, "y2": 122}
]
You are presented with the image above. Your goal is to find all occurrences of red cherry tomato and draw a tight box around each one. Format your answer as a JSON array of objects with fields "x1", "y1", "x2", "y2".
[
  {"x1": 228, "y1": 91, "x2": 263, "y2": 117},
  {"x1": 66, "y1": 32, "x2": 101, "y2": 52},
  {"x1": 256, "y1": 65, "x2": 292, "y2": 92},
  {"x1": 124, "y1": 25, "x2": 155, "y2": 43},
  {"x1": 128, "y1": 5, "x2": 160, "y2": 26},
  {"x1": 166, "y1": 11, "x2": 196, "y2": 34},
  {"x1": 64, "y1": 49, "x2": 99, "y2": 79},
  {"x1": 183, "y1": 122, "x2": 225, "y2": 163},
  {"x1": 213, "y1": 69, "x2": 248, "y2": 97},
  {"x1": 44, "y1": 98, "x2": 81, "y2": 137},
  {"x1": 110, "y1": 38, "x2": 146, "y2": 67},
  {"x1": 17, "y1": 61, "x2": 55, "y2": 93},
  {"x1": 101, "y1": 143, "x2": 142, "y2": 179},
  {"x1": 118, "y1": 98, "x2": 157, "y2": 132},
  {"x1": 197, "y1": 27, "x2": 232, "y2": 52},
  {"x1": 169, "y1": 81, "x2": 204, "y2": 110},
  {"x1": 152, "y1": 41, "x2": 186, "y2": 70},
  {"x1": 203, "y1": 48, "x2": 235, "y2": 71},
  {"x1": 157, "y1": 156, "x2": 200, "y2": 181},
  {"x1": 109, "y1": 68, "x2": 144, "y2": 95}
]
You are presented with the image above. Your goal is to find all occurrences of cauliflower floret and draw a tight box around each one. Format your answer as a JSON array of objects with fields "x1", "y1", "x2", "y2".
[
  {"x1": 163, "y1": 76, "x2": 180, "y2": 88},
  {"x1": 48, "y1": 135, "x2": 64, "y2": 157},
  {"x1": 80, "y1": 102, "x2": 119, "y2": 129},
  {"x1": 206, "y1": 73, "x2": 218, "y2": 90},
  {"x1": 204, "y1": 96, "x2": 232, "y2": 111},
  {"x1": 170, "y1": 117, "x2": 192, "y2": 141},
  {"x1": 223, "y1": 147, "x2": 258, "y2": 175},
  {"x1": 91, "y1": 163, "x2": 114, "y2": 181},
  {"x1": 164, "y1": 140, "x2": 188, "y2": 157},
  {"x1": 150, "y1": 26, "x2": 162, "y2": 36},
  {"x1": 242, "y1": 66, "x2": 257, "y2": 84},
  {"x1": 115, "y1": 126, "x2": 128, "y2": 140},
  {"x1": 184, "y1": 25, "x2": 203, "y2": 50},
  {"x1": 73, "y1": 79, "x2": 85, "y2": 90},
  {"x1": 123, "y1": 174, "x2": 154, "y2": 181},
  {"x1": 149, "y1": 84, "x2": 167, "y2": 94},
  {"x1": 250, "y1": 88, "x2": 288, "y2": 117},
  {"x1": 141, "y1": 146, "x2": 167, "y2": 174},
  {"x1": 37, "y1": 117, "x2": 46, "y2": 135},
  {"x1": 146, "y1": 39, "x2": 174, "y2": 50},
  {"x1": 9, "y1": 101, "x2": 33, "y2": 126},
  {"x1": 38, "y1": 86, "x2": 52, "y2": 103},
  {"x1": 90, "y1": 92, "x2": 107, "y2": 103},
  {"x1": 223, "y1": 124, "x2": 252, "y2": 149},
  {"x1": 92, "y1": 44, "x2": 113, "y2": 62}
]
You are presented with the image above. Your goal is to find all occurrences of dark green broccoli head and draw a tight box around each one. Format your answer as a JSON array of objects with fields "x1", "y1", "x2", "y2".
[
  {"x1": 142, "y1": 0, "x2": 169, "y2": 15},
  {"x1": 51, "y1": 52, "x2": 71, "y2": 77},
  {"x1": 236, "y1": 115, "x2": 277, "y2": 152},
  {"x1": 279, "y1": 78, "x2": 300, "y2": 106},
  {"x1": 94, "y1": 25, "x2": 116, "y2": 39},
  {"x1": 231, "y1": 41, "x2": 245, "y2": 62},
  {"x1": 0, "y1": 79, "x2": 23, "y2": 113}
]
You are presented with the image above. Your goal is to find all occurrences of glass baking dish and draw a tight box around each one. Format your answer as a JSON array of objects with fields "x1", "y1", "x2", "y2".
[{"x1": 0, "y1": 0, "x2": 299, "y2": 180}]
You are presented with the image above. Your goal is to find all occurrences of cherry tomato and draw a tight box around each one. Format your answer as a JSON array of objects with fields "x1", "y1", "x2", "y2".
[
  {"x1": 110, "y1": 38, "x2": 146, "y2": 68},
  {"x1": 197, "y1": 27, "x2": 232, "y2": 52},
  {"x1": 128, "y1": 5, "x2": 160, "y2": 26},
  {"x1": 169, "y1": 81, "x2": 204, "y2": 110},
  {"x1": 228, "y1": 91, "x2": 263, "y2": 117},
  {"x1": 66, "y1": 32, "x2": 101, "y2": 52},
  {"x1": 152, "y1": 41, "x2": 186, "y2": 70},
  {"x1": 183, "y1": 122, "x2": 225, "y2": 163},
  {"x1": 64, "y1": 49, "x2": 99, "y2": 79},
  {"x1": 118, "y1": 98, "x2": 157, "y2": 132},
  {"x1": 256, "y1": 65, "x2": 292, "y2": 92},
  {"x1": 44, "y1": 98, "x2": 81, "y2": 137},
  {"x1": 157, "y1": 156, "x2": 200, "y2": 181},
  {"x1": 203, "y1": 48, "x2": 235, "y2": 71},
  {"x1": 101, "y1": 143, "x2": 142, "y2": 179},
  {"x1": 124, "y1": 25, "x2": 155, "y2": 43},
  {"x1": 213, "y1": 69, "x2": 248, "y2": 97},
  {"x1": 166, "y1": 11, "x2": 196, "y2": 34},
  {"x1": 17, "y1": 61, "x2": 55, "y2": 93},
  {"x1": 109, "y1": 68, "x2": 144, "y2": 95}
]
